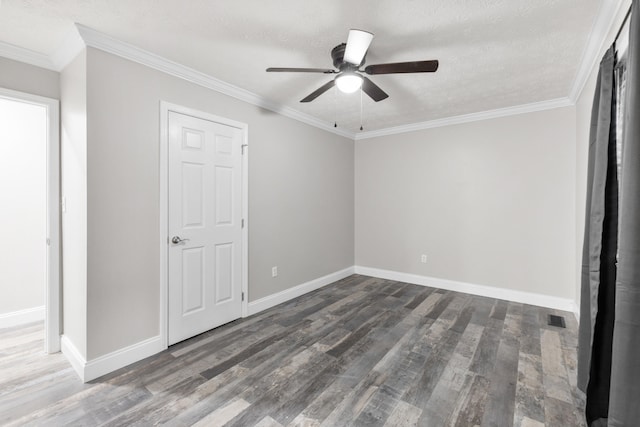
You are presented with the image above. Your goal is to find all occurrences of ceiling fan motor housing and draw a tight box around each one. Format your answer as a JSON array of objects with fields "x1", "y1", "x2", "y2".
[{"x1": 331, "y1": 43, "x2": 364, "y2": 70}]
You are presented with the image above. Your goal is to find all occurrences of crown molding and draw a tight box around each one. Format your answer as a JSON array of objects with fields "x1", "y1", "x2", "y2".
[
  {"x1": 74, "y1": 24, "x2": 575, "y2": 142},
  {"x1": 0, "y1": 40, "x2": 56, "y2": 70},
  {"x1": 569, "y1": 0, "x2": 629, "y2": 102},
  {"x1": 0, "y1": 0, "x2": 624, "y2": 143},
  {"x1": 50, "y1": 26, "x2": 85, "y2": 71},
  {"x1": 74, "y1": 24, "x2": 355, "y2": 140},
  {"x1": 354, "y1": 97, "x2": 573, "y2": 140}
]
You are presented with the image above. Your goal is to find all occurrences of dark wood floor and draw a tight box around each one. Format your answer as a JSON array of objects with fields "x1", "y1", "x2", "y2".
[{"x1": 0, "y1": 275, "x2": 585, "y2": 426}]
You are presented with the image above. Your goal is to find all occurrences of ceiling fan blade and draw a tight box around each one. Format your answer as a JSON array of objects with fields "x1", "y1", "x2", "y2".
[
  {"x1": 267, "y1": 67, "x2": 336, "y2": 73},
  {"x1": 300, "y1": 80, "x2": 336, "y2": 103},
  {"x1": 344, "y1": 29, "x2": 374, "y2": 65},
  {"x1": 364, "y1": 60, "x2": 439, "y2": 74},
  {"x1": 362, "y1": 77, "x2": 389, "y2": 102}
]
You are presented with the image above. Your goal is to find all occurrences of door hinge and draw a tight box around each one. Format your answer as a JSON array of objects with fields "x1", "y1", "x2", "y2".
[
  {"x1": 242, "y1": 218, "x2": 245, "y2": 228},
  {"x1": 46, "y1": 238, "x2": 50, "y2": 246},
  {"x1": 242, "y1": 292, "x2": 245, "y2": 301},
  {"x1": 241, "y1": 144, "x2": 248, "y2": 154}
]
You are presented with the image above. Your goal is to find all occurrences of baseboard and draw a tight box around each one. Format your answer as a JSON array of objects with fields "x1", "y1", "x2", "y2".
[
  {"x1": 60, "y1": 335, "x2": 87, "y2": 381},
  {"x1": 571, "y1": 300, "x2": 580, "y2": 322},
  {"x1": 61, "y1": 334, "x2": 164, "y2": 383},
  {"x1": 354, "y1": 266, "x2": 576, "y2": 313},
  {"x1": 84, "y1": 336, "x2": 164, "y2": 382},
  {"x1": 59, "y1": 264, "x2": 578, "y2": 382},
  {"x1": 247, "y1": 266, "x2": 355, "y2": 316},
  {"x1": 61, "y1": 267, "x2": 354, "y2": 382},
  {"x1": 0, "y1": 305, "x2": 45, "y2": 329}
]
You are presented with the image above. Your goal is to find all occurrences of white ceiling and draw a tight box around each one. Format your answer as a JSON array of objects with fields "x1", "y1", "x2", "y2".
[{"x1": 0, "y1": 0, "x2": 601, "y2": 132}]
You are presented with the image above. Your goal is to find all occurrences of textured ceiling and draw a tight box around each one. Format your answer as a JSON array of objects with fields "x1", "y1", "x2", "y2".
[{"x1": 0, "y1": 0, "x2": 601, "y2": 132}]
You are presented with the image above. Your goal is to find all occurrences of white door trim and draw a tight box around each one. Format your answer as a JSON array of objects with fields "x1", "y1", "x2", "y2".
[
  {"x1": 159, "y1": 101, "x2": 248, "y2": 350},
  {"x1": 0, "y1": 87, "x2": 60, "y2": 354}
]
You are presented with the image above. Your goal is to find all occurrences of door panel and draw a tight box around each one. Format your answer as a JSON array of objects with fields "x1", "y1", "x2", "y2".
[
  {"x1": 215, "y1": 243, "x2": 233, "y2": 303},
  {"x1": 215, "y1": 166, "x2": 233, "y2": 224},
  {"x1": 182, "y1": 162, "x2": 205, "y2": 227},
  {"x1": 168, "y1": 111, "x2": 243, "y2": 346},
  {"x1": 182, "y1": 246, "x2": 205, "y2": 315}
]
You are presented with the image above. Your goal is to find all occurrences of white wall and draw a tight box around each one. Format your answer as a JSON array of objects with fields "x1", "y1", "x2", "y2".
[
  {"x1": 0, "y1": 97, "x2": 46, "y2": 315},
  {"x1": 84, "y1": 47, "x2": 354, "y2": 360},
  {"x1": 356, "y1": 107, "x2": 577, "y2": 300},
  {"x1": 60, "y1": 51, "x2": 88, "y2": 358}
]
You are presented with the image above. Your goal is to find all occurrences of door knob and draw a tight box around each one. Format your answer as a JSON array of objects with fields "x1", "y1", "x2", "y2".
[{"x1": 171, "y1": 236, "x2": 190, "y2": 244}]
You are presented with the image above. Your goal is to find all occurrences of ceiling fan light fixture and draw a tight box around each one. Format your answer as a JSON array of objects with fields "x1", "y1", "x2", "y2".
[{"x1": 335, "y1": 73, "x2": 363, "y2": 94}]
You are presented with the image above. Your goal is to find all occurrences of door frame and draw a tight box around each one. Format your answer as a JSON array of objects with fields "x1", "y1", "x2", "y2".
[
  {"x1": 159, "y1": 101, "x2": 249, "y2": 349},
  {"x1": 0, "y1": 87, "x2": 61, "y2": 354}
]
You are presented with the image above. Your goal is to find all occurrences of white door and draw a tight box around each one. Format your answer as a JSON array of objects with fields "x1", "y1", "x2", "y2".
[{"x1": 168, "y1": 111, "x2": 244, "y2": 345}]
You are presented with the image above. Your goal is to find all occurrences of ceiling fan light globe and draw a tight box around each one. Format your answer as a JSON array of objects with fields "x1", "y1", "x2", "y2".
[{"x1": 335, "y1": 73, "x2": 363, "y2": 94}]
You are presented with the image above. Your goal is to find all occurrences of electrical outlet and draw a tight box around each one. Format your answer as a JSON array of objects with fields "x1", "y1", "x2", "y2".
[
  {"x1": 272, "y1": 266, "x2": 278, "y2": 277},
  {"x1": 421, "y1": 254, "x2": 427, "y2": 263}
]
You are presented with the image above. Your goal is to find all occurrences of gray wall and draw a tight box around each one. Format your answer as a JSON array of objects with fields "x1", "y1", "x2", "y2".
[
  {"x1": 60, "y1": 51, "x2": 88, "y2": 358},
  {"x1": 0, "y1": 57, "x2": 59, "y2": 99},
  {"x1": 355, "y1": 107, "x2": 577, "y2": 300},
  {"x1": 84, "y1": 48, "x2": 354, "y2": 359}
]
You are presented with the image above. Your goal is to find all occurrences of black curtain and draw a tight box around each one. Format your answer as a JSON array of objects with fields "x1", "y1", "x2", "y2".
[{"x1": 578, "y1": 1, "x2": 640, "y2": 425}]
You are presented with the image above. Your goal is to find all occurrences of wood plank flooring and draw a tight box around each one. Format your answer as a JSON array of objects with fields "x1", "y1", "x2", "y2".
[{"x1": 0, "y1": 275, "x2": 586, "y2": 426}]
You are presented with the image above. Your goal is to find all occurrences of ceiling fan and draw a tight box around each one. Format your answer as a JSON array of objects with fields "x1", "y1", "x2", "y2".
[{"x1": 266, "y1": 29, "x2": 439, "y2": 103}]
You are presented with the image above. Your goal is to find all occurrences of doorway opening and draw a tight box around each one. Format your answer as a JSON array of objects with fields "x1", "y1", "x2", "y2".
[{"x1": 0, "y1": 88, "x2": 60, "y2": 354}]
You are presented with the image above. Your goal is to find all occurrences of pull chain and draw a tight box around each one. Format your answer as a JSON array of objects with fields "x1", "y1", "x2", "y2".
[
  {"x1": 334, "y1": 86, "x2": 338, "y2": 128},
  {"x1": 359, "y1": 87, "x2": 364, "y2": 131}
]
